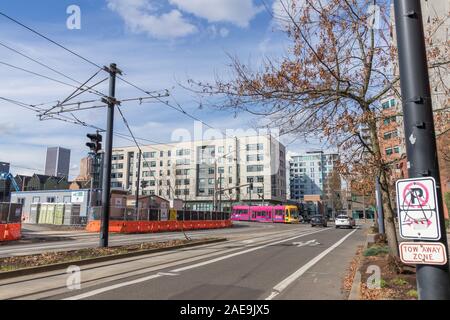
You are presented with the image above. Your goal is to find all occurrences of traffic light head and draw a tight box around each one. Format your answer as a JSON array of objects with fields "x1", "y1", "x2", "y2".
[
  {"x1": 86, "y1": 133, "x2": 102, "y2": 142},
  {"x1": 86, "y1": 133, "x2": 102, "y2": 153}
]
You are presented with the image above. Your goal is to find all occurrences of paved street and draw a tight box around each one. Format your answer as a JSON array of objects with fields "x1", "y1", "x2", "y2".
[{"x1": 0, "y1": 221, "x2": 368, "y2": 300}]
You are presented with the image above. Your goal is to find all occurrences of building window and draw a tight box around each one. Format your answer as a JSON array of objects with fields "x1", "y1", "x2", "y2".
[
  {"x1": 160, "y1": 151, "x2": 164, "y2": 157},
  {"x1": 247, "y1": 165, "x2": 264, "y2": 172},
  {"x1": 32, "y1": 196, "x2": 40, "y2": 203},
  {"x1": 176, "y1": 149, "x2": 190, "y2": 156},
  {"x1": 111, "y1": 163, "x2": 123, "y2": 170},
  {"x1": 176, "y1": 159, "x2": 190, "y2": 166},
  {"x1": 394, "y1": 146, "x2": 400, "y2": 153},
  {"x1": 143, "y1": 152, "x2": 156, "y2": 158},
  {"x1": 246, "y1": 143, "x2": 264, "y2": 151},
  {"x1": 112, "y1": 154, "x2": 124, "y2": 161},
  {"x1": 385, "y1": 148, "x2": 393, "y2": 155}
]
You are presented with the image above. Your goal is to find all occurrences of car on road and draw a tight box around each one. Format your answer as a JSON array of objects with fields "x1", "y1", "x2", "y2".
[
  {"x1": 335, "y1": 215, "x2": 356, "y2": 229},
  {"x1": 310, "y1": 215, "x2": 327, "y2": 227}
]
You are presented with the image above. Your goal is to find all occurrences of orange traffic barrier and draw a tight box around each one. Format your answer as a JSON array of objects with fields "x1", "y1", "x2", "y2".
[
  {"x1": 84, "y1": 220, "x2": 232, "y2": 234},
  {"x1": 0, "y1": 224, "x2": 6, "y2": 241},
  {"x1": 0, "y1": 223, "x2": 21, "y2": 241}
]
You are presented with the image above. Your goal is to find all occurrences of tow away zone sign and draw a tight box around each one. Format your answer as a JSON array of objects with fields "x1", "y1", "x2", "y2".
[{"x1": 399, "y1": 242, "x2": 448, "y2": 266}]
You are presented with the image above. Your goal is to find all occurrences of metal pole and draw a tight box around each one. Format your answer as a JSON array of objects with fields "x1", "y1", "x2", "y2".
[
  {"x1": 213, "y1": 161, "x2": 217, "y2": 211},
  {"x1": 394, "y1": 0, "x2": 450, "y2": 300},
  {"x1": 100, "y1": 63, "x2": 119, "y2": 248},
  {"x1": 135, "y1": 150, "x2": 141, "y2": 220},
  {"x1": 219, "y1": 172, "x2": 222, "y2": 212},
  {"x1": 375, "y1": 176, "x2": 385, "y2": 235}
]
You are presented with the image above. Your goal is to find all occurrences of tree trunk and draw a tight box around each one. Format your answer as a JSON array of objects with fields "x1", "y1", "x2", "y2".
[
  {"x1": 379, "y1": 170, "x2": 399, "y2": 256},
  {"x1": 367, "y1": 115, "x2": 399, "y2": 257}
]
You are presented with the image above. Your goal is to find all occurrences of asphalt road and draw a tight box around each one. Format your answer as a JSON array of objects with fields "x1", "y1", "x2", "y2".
[{"x1": 0, "y1": 221, "x2": 367, "y2": 300}]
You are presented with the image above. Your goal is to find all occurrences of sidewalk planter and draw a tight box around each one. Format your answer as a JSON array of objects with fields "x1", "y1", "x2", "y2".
[{"x1": 85, "y1": 219, "x2": 233, "y2": 234}]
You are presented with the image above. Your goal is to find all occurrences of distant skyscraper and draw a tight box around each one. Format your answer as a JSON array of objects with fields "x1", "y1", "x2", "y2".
[
  {"x1": 45, "y1": 147, "x2": 71, "y2": 178},
  {"x1": 0, "y1": 162, "x2": 10, "y2": 174}
]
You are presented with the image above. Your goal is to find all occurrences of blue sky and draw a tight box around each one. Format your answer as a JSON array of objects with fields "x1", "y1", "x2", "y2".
[{"x1": 0, "y1": 0, "x2": 326, "y2": 179}]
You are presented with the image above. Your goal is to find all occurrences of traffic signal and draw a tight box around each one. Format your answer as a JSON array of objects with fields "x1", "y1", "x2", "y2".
[{"x1": 86, "y1": 132, "x2": 102, "y2": 154}]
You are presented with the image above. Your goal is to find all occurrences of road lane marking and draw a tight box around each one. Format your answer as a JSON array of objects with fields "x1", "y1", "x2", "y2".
[
  {"x1": 170, "y1": 229, "x2": 328, "y2": 273},
  {"x1": 265, "y1": 229, "x2": 358, "y2": 300},
  {"x1": 63, "y1": 274, "x2": 162, "y2": 300},
  {"x1": 292, "y1": 239, "x2": 320, "y2": 247},
  {"x1": 61, "y1": 228, "x2": 329, "y2": 300},
  {"x1": 157, "y1": 272, "x2": 179, "y2": 276}
]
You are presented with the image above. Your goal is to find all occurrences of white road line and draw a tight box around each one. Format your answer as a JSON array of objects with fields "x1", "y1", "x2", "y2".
[
  {"x1": 62, "y1": 228, "x2": 329, "y2": 300},
  {"x1": 265, "y1": 229, "x2": 358, "y2": 300},
  {"x1": 157, "y1": 272, "x2": 179, "y2": 276},
  {"x1": 63, "y1": 274, "x2": 162, "y2": 300},
  {"x1": 170, "y1": 229, "x2": 328, "y2": 273}
]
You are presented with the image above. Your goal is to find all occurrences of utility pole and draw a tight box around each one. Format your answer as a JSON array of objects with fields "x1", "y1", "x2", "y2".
[
  {"x1": 219, "y1": 172, "x2": 223, "y2": 212},
  {"x1": 213, "y1": 160, "x2": 217, "y2": 211},
  {"x1": 394, "y1": 0, "x2": 450, "y2": 300},
  {"x1": 135, "y1": 150, "x2": 141, "y2": 219},
  {"x1": 375, "y1": 176, "x2": 385, "y2": 234},
  {"x1": 100, "y1": 63, "x2": 121, "y2": 248}
]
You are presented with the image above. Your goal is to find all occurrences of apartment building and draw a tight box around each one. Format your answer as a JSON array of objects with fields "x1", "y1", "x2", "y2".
[
  {"x1": 110, "y1": 135, "x2": 286, "y2": 211},
  {"x1": 289, "y1": 151, "x2": 338, "y2": 201}
]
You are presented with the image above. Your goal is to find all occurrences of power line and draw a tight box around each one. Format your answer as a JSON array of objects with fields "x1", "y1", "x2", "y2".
[
  {"x1": 117, "y1": 76, "x2": 237, "y2": 140},
  {"x1": 0, "y1": 60, "x2": 105, "y2": 97},
  {"x1": 0, "y1": 95, "x2": 176, "y2": 152},
  {"x1": 0, "y1": 40, "x2": 106, "y2": 98},
  {"x1": 0, "y1": 11, "x2": 103, "y2": 70}
]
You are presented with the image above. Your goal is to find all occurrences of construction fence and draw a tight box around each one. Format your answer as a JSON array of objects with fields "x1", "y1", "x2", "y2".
[{"x1": 88, "y1": 206, "x2": 231, "y2": 222}]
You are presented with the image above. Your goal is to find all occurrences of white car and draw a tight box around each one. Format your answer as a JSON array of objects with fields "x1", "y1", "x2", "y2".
[{"x1": 335, "y1": 215, "x2": 356, "y2": 229}]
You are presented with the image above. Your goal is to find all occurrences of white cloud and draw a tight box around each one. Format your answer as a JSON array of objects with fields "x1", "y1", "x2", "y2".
[
  {"x1": 207, "y1": 25, "x2": 230, "y2": 38},
  {"x1": 107, "y1": 0, "x2": 198, "y2": 39},
  {"x1": 169, "y1": 0, "x2": 263, "y2": 27},
  {"x1": 219, "y1": 27, "x2": 229, "y2": 38}
]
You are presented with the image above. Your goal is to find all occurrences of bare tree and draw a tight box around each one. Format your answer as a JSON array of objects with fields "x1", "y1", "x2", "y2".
[{"x1": 185, "y1": 0, "x2": 449, "y2": 257}]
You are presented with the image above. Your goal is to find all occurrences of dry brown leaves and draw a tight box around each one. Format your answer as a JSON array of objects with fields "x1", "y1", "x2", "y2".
[
  {"x1": 342, "y1": 245, "x2": 364, "y2": 299},
  {"x1": 0, "y1": 238, "x2": 205, "y2": 272}
]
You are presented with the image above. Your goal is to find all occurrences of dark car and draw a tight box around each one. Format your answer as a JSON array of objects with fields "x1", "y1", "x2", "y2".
[{"x1": 310, "y1": 215, "x2": 327, "y2": 227}]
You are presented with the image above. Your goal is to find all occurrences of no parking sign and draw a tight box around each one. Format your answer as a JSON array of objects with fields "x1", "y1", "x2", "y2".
[{"x1": 396, "y1": 177, "x2": 441, "y2": 240}]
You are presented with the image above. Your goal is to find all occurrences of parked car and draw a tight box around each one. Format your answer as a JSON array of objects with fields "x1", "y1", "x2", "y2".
[
  {"x1": 311, "y1": 215, "x2": 327, "y2": 227},
  {"x1": 335, "y1": 215, "x2": 356, "y2": 229}
]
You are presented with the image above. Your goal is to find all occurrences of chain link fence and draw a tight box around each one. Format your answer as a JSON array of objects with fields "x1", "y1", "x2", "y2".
[{"x1": 0, "y1": 202, "x2": 22, "y2": 224}]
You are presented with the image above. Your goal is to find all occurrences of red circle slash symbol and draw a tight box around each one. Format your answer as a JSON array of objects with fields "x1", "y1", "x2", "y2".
[{"x1": 402, "y1": 182, "x2": 429, "y2": 208}]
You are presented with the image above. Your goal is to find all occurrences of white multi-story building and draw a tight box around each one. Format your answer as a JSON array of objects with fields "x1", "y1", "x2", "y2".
[
  {"x1": 110, "y1": 134, "x2": 286, "y2": 211},
  {"x1": 289, "y1": 151, "x2": 338, "y2": 201}
]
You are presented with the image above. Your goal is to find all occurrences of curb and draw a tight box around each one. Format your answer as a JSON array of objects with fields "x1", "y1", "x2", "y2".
[
  {"x1": 348, "y1": 271, "x2": 361, "y2": 300},
  {"x1": 348, "y1": 226, "x2": 374, "y2": 300},
  {"x1": 0, "y1": 238, "x2": 227, "y2": 280}
]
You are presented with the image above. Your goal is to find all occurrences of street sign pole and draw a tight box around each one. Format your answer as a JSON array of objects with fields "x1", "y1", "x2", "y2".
[{"x1": 394, "y1": 0, "x2": 450, "y2": 299}]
